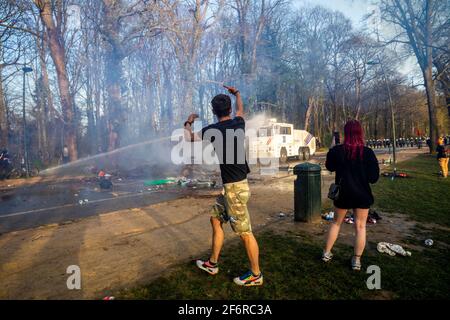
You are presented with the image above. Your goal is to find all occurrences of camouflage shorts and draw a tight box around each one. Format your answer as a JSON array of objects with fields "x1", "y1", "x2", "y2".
[{"x1": 211, "y1": 179, "x2": 252, "y2": 235}]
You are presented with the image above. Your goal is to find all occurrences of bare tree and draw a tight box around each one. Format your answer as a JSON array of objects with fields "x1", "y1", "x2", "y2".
[
  {"x1": 0, "y1": 1, "x2": 26, "y2": 148},
  {"x1": 33, "y1": 0, "x2": 78, "y2": 160},
  {"x1": 378, "y1": 0, "x2": 450, "y2": 151}
]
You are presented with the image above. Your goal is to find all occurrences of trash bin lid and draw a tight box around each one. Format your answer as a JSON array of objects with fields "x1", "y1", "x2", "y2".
[{"x1": 293, "y1": 162, "x2": 321, "y2": 174}]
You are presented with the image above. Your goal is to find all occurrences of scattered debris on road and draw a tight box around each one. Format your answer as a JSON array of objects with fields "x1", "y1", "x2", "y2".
[
  {"x1": 98, "y1": 170, "x2": 113, "y2": 189},
  {"x1": 178, "y1": 177, "x2": 216, "y2": 189},
  {"x1": 144, "y1": 178, "x2": 177, "y2": 186}
]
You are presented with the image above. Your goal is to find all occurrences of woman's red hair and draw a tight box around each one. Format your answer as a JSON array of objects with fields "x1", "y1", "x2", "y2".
[{"x1": 343, "y1": 120, "x2": 365, "y2": 160}]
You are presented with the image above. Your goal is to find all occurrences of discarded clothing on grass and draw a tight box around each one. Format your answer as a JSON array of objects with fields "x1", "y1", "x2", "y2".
[{"x1": 377, "y1": 242, "x2": 411, "y2": 257}]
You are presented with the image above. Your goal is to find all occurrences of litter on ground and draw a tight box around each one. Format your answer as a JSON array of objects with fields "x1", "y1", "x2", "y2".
[
  {"x1": 382, "y1": 172, "x2": 409, "y2": 178},
  {"x1": 343, "y1": 210, "x2": 382, "y2": 224},
  {"x1": 321, "y1": 211, "x2": 334, "y2": 221},
  {"x1": 143, "y1": 179, "x2": 176, "y2": 186},
  {"x1": 377, "y1": 242, "x2": 412, "y2": 257},
  {"x1": 178, "y1": 178, "x2": 216, "y2": 188}
]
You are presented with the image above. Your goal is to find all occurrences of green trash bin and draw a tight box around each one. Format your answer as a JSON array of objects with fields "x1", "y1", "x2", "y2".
[{"x1": 293, "y1": 162, "x2": 322, "y2": 222}]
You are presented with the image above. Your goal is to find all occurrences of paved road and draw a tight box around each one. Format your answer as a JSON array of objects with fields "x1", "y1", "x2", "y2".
[{"x1": 0, "y1": 178, "x2": 187, "y2": 234}]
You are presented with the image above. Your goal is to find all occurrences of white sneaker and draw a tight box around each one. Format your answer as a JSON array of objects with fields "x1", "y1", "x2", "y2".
[
  {"x1": 195, "y1": 259, "x2": 219, "y2": 275},
  {"x1": 351, "y1": 256, "x2": 361, "y2": 271},
  {"x1": 322, "y1": 251, "x2": 333, "y2": 262}
]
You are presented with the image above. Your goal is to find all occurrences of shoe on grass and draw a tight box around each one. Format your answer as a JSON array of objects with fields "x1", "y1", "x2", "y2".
[
  {"x1": 233, "y1": 271, "x2": 263, "y2": 286},
  {"x1": 351, "y1": 256, "x2": 362, "y2": 271},
  {"x1": 322, "y1": 251, "x2": 333, "y2": 262},
  {"x1": 195, "y1": 259, "x2": 219, "y2": 275}
]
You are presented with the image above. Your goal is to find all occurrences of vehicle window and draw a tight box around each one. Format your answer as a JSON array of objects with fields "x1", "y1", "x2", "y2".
[
  {"x1": 280, "y1": 127, "x2": 291, "y2": 135},
  {"x1": 258, "y1": 127, "x2": 272, "y2": 137}
]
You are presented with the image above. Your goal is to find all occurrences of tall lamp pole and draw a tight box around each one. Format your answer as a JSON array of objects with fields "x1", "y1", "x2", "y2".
[
  {"x1": 22, "y1": 66, "x2": 33, "y2": 178},
  {"x1": 368, "y1": 56, "x2": 397, "y2": 166}
]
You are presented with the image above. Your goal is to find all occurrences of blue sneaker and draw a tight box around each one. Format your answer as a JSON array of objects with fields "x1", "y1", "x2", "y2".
[{"x1": 233, "y1": 271, "x2": 263, "y2": 286}]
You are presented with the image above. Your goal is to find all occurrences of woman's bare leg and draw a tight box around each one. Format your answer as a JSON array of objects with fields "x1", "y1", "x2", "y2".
[
  {"x1": 324, "y1": 207, "x2": 347, "y2": 253},
  {"x1": 353, "y1": 208, "x2": 369, "y2": 258}
]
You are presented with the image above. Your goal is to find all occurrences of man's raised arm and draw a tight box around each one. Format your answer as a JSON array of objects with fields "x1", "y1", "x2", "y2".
[
  {"x1": 184, "y1": 113, "x2": 201, "y2": 142},
  {"x1": 224, "y1": 85, "x2": 244, "y2": 118}
]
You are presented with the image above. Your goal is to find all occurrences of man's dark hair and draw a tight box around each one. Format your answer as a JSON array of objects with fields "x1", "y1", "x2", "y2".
[{"x1": 211, "y1": 94, "x2": 232, "y2": 118}]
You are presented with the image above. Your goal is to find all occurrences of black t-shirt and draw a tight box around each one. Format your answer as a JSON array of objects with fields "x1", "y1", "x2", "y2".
[{"x1": 201, "y1": 116, "x2": 250, "y2": 184}]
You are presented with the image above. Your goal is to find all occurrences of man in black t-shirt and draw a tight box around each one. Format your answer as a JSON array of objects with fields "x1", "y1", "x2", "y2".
[{"x1": 183, "y1": 86, "x2": 263, "y2": 287}]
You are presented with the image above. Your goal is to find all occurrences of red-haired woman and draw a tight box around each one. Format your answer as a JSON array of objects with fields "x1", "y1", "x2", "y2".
[{"x1": 322, "y1": 120, "x2": 380, "y2": 270}]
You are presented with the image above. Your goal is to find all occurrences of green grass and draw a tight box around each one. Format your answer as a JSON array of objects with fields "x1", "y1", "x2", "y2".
[
  {"x1": 372, "y1": 154, "x2": 450, "y2": 227},
  {"x1": 118, "y1": 154, "x2": 450, "y2": 300},
  {"x1": 119, "y1": 230, "x2": 450, "y2": 300}
]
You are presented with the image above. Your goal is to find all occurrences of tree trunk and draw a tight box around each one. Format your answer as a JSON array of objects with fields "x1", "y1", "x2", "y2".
[
  {"x1": 373, "y1": 106, "x2": 379, "y2": 140},
  {"x1": 164, "y1": 68, "x2": 173, "y2": 131},
  {"x1": 304, "y1": 97, "x2": 314, "y2": 131},
  {"x1": 102, "y1": 0, "x2": 126, "y2": 151},
  {"x1": 423, "y1": 70, "x2": 438, "y2": 153},
  {"x1": 86, "y1": 67, "x2": 96, "y2": 155},
  {"x1": 199, "y1": 82, "x2": 205, "y2": 122},
  {"x1": 0, "y1": 65, "x2": 8, "y2": 148},
  {"x1": 355, "y1": 78, "x2": 361, "y2": 120},
  {"x1": 181, "y1": 65, "x2": 195, "y2": 115},
  {"x1": 332, "y1": 95, "x2": 338, "y2": 132},
  {"x1": 36, "y1": 0, "x2": 78, "y2": 161},
  {"x1": 38, "y1": 33, "x2": 56, "y2": 164},
  {"x1": 36, "y1": 51, "x2": 48, "y2": 160},
  {"x1": 36, "y1": 77, "x2": 48, "y2": 154},
  {"x1": 105, "y1": 48, "x2": 124, "y2": 151},
  {"x1": 251, "y1": 0, "x2": 265, "y2": 75},
  {"x1": 423, "y1": 1, "x2": 438, "y2": 153}
]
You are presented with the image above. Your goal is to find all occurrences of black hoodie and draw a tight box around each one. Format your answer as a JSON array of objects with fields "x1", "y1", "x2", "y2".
[{"x1": 326, "y1": 144, "x2": 380, "y2": 209}]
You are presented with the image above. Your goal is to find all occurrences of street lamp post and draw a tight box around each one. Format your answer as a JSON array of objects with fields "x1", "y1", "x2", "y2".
[
  {"x1": 368, "y1": 56, "x2": 397, "y2": 167},
  {"x1": 22, "y1": 66, "x2": 33, "y2": 178}
]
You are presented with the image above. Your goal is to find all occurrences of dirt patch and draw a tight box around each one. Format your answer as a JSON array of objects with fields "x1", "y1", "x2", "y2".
[{"x1": 267, "y1": 210, "x2": 421, "y2": 253}]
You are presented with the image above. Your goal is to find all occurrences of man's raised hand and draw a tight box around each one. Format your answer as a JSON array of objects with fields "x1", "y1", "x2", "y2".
[
  {"x1": 223, "y1": 85, "x2": 239, "y2": 96},
  {"x1": 187, "y1": 113, "x2": 199, "y2": 124},
  {"x1": 224, "y1": 85, "x2": 244, "y2": 117}
]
